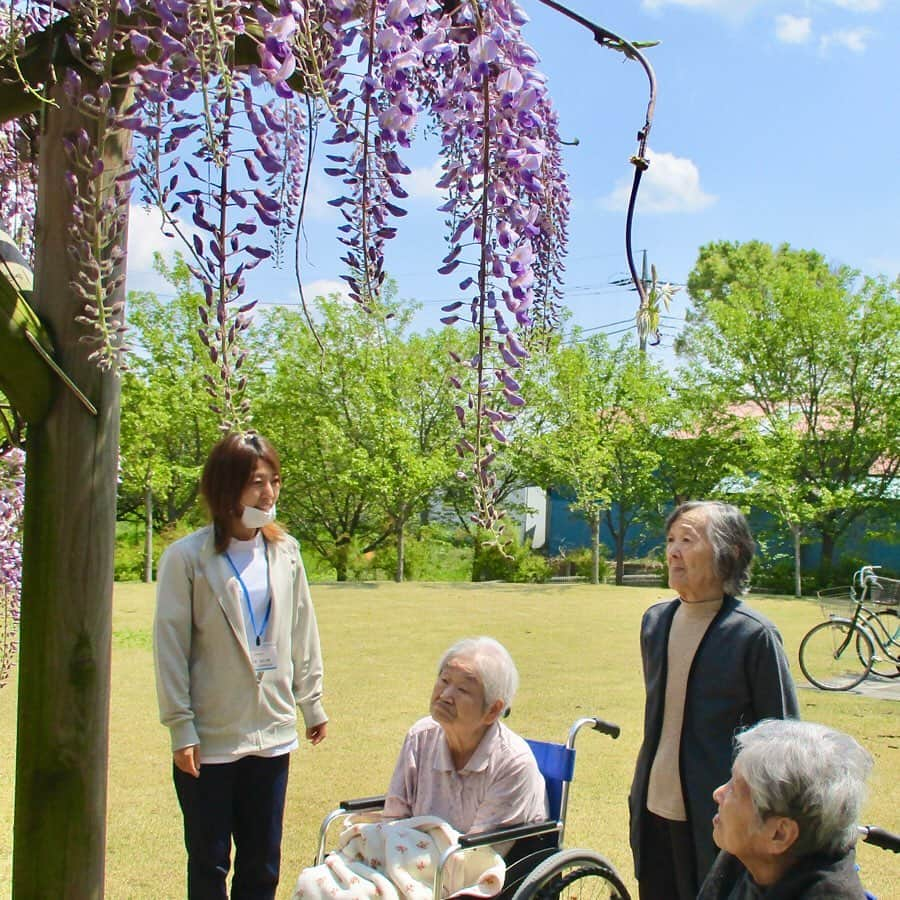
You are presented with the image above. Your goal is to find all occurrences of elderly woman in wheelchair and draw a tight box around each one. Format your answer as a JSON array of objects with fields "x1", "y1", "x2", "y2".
[{"x1": 293, "y1": 637, "x2": 630, "y2": 900}]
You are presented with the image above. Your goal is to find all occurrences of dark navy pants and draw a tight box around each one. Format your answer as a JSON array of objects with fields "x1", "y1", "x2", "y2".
[
  {"x1": 638, "y1": 810, "x2": 697, "y2": 900},
  {"x1": 173, "y1": 753, "x2": 290, "y2": 900}
]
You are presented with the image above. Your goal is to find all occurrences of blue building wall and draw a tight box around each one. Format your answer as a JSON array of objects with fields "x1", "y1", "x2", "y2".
[
  {"x1": 545, "y1": 488, "x2": 900, "y2": 571},
  {"x1": 545, "y1": 489, "x2": 662, "y2": 559}
]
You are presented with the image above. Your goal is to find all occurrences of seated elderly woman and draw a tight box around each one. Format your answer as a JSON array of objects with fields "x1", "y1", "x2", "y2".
[
  {"x1": 293, "y1": 637, "x2": 547, "y2": 900},
  {"x1": 698, "y1": 718, "x2": 874, "y2": 899},
  {"x1": 383, "y1": 636, "x2": 547, "y2": 833}
]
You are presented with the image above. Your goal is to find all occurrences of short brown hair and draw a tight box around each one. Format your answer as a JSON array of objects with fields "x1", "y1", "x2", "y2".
[{"x1": 201, "y1": 433, "x2": 284, "y2": 552}]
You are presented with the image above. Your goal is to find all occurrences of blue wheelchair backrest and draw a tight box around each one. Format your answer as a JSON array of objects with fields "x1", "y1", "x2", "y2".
[{"x1": 526, "y1": 739, "x2": 576, "y2": 821}]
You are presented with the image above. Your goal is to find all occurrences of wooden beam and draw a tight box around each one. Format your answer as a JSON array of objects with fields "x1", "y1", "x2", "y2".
[
  {"x1": 12, "y1": 79, "x2": 131, "y2": 898},
  {"x1": 0, "y1": 236, "x2": 56, "y2": 423},
  {"x1": 0, "y1": 9, "x2": 316, "y2": 124}
]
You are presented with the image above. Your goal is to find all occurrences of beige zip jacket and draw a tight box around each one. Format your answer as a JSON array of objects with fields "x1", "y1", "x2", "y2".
[{"x1": 154, "y1": 525, "x2": 327, "y2": 758}]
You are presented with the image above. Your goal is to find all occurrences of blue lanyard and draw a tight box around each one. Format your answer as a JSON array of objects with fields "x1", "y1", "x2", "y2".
[{"x1": 224, "y1": 538, "x2": 272, "y2": 646}]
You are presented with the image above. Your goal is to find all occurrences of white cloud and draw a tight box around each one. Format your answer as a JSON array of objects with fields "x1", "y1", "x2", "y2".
[
  {"x1": 599, "y1": 150, "x2": 716, "y2": 215},
  {"x1": 126, "y1": 204, "x2": 197, "y2": 293},
  {"x1": 643, "y1": 0, "x2": 883, "y2": 15},
  {"x1": 827, "y1": 0, "x2": 883, "y2": 11},
  {"x1": 301, "y1": 172, "x2": 342, "y2": 222},
  {"x1": 819, "y1": 26, "x2": 873, "y2": 52},
  {"x1": 641, "y1": 0, "x2": 762, "y2": 14},
  {"x1": 127, "y1": 204, "x2": 181, "y2": 273},
  {"x1": 775, "y1": 14, "x2": 812, "y2": 43},
  {"x1": 405, "y1": 160, "x2": 444, "y2": 202},
  {"x1": 300, "y1": 278, "x2": 353, "y2": 303}
]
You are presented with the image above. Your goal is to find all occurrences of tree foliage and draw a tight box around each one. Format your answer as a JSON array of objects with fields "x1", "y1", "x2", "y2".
[
  {"x1": 119, "y1": 256, "x2": 224, "y2": 527},
  {"x1": 251, "y1": 290, "x2": 461, "y2": 580},
  {"x1": 519, "y1": 333, "x2": 669, "y2": 584},
  {"x1": 679, "y1": 240, "x2": 900, "y2": 572}
]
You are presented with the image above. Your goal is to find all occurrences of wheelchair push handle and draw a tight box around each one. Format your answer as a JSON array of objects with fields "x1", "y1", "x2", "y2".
[
  {"x1": 591, "y1": 717, "x2": 621, "y2": 739},
  {"x1": 858, "y1": 825, "x2": 900, "y2": 853}
]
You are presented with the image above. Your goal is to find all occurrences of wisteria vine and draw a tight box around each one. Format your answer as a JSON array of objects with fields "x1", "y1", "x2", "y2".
[{"x1": 1, "y1": 0, "x2": 575, "y2": 541}]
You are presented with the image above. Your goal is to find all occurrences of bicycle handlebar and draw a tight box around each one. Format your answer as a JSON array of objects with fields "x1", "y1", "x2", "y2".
[{"x1": 854, "y1": 565, "x2": 883, "y2": 590}]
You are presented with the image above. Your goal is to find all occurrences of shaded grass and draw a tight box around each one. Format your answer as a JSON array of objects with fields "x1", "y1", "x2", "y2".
[{"x1": 0, "y1": 582, "x2": 898, "y2": 898}]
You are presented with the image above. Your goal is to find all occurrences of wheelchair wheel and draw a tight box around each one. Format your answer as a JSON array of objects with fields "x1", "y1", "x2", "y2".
[
  {"x1": 799, "y1": 619, "x2": 873, "y2": 691},
  {"x1": 512, "y1": 848, "x2": 630, "y2": 900}
]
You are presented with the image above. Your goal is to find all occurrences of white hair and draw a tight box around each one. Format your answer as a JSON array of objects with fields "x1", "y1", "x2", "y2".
[
  {"x1": 438, "y1": 637, "x2": 519, "y2": 715},
  {"x1": 735, "y1": 719, "x2": 873, "y2": 857}
]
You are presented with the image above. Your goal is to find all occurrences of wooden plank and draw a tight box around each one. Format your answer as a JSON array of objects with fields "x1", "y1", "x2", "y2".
[{"x1": 12, "y1": 81, "x2": 131, "y2": 898}]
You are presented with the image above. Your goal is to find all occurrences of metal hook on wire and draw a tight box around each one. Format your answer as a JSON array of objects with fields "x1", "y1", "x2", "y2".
[{"x1": 533, "y1": 0, "x2": 658, "y2": 313}]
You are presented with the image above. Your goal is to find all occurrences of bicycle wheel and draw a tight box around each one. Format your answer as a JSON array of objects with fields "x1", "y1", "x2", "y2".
[
  {"x1": 800, "y1": 619, "x2": 874, "y2": 690},
  {"x1": 858, "y1": 609, "x2": 900, "y2": 678},
  {"x1": 513, "y1": 848, "x2": 630, "y2": 900}
]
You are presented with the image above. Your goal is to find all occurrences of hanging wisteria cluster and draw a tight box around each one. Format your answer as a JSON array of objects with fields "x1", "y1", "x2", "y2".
[
  {"x1": 0, "y1": 0, "x2": 571, "y2": 534},
  {"x1": 0, "y1": 447, "x2": 24, "y2": 688}
]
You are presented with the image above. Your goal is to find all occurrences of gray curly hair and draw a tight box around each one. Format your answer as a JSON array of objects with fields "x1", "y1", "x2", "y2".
[
  {"x1": 667, "y1": 500, "x2": 755, "y2": 596},
  {"x1": 734, "y1": 719, "x2": 873, "y2": 857}
]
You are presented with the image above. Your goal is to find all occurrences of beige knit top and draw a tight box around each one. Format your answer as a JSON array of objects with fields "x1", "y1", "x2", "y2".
[{"x1": 646, "y1": 597, "x2": 723, "y2": 820}]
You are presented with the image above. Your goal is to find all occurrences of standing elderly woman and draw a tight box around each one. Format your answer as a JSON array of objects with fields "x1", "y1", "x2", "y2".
[
  {"x1": 628, "y1": 501, "x2": 799, "y2": 900},
  {"x1": 384, "y1": 636, "x2": 547, "y2": 834},
  {"x1": 154, "y1": 433, "x2": 328, "y2": 900}
]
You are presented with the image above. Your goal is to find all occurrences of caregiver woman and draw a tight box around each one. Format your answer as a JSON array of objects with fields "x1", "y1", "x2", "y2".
[{"x1": 154, "y1": 432, "x2": 328, "y2": 900}]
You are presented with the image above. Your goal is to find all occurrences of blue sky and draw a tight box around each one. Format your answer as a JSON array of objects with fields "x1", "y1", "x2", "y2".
[{"x1": 126, "y1": 0, "x2": 900, "y2": 361}]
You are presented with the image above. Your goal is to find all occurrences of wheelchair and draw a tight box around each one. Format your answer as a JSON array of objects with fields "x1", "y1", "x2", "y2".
[{"x1": 315, "y1": 715, "x2": 631, "y2": 900}]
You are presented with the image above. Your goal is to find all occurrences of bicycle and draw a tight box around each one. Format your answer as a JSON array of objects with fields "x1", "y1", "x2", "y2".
[{"x1": 799, "y1": 565, "x2": 900, "y2": 691}]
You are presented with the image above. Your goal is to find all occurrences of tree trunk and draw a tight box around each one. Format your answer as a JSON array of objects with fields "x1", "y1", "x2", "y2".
[
  {"x1": 792, "y1": 524, "x2": 802, "y2": 599},
  {"x1": 13, "y1": 88, "x2": 131, "y2": 898},
  {"x1": 590, "y1": 513, "x2": 600, "y2": 585},
  {"x1": 334, "y1": 544, "x2": 348, "y2": 582},
  {"x1": 394, "y1": 522, "x2": 405, "y2": 583},
  {"x1": 605, "y1": 508, "x2": 625, "y2": 585},
  {"x1": 820, "y1": 528, "x2": 836, "y2": 578},
  {"x1": 144, "y1": 484, "x2": 154, "y2": 583}
]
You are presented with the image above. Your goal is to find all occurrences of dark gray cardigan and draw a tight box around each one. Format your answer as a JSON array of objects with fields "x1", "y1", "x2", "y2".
[
  {"x1": 697, "y1": 849, "x2": 867, "y2": 899},
  {"x1": 628, "y1": 595, "x2": 800, "y2": 886}
]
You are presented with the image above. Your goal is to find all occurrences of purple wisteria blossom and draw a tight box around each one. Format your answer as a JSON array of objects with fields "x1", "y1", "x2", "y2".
[{"x1": 1, "y1": 0, "x2": 572, "y2": 541}]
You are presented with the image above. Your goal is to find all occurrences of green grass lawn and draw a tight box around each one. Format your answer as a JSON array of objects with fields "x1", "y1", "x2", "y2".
[{"x1": 1, "y1": 582, "x2": 898, "y2": 898}]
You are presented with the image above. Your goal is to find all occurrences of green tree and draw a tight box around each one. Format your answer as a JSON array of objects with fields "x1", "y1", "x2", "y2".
[
  {"x1": 653, "y1": 379, "x2": 747, "y2": 508},
  {"x1": 252, "y1": 292, "x2": 460, "y2": 581},
  {"x1": 520, "y1": 335, "x2": 668, "y2": 584},
  {"x1": 680, "y1": 241, "x2": 900, "y2": 574},
  {"x1": 119, "y1": 256, "x2": 223, "y2": 578},
  {"x1": 734, "y1": 414, "x2": 824, "y2": 597}
]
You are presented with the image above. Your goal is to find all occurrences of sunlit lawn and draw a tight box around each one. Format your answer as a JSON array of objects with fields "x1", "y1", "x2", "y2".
[{"x1": 1, "y1": 581, "x2": 897, "y2": 898}]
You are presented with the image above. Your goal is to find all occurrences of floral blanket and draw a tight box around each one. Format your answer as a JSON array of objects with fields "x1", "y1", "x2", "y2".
[{"x1": 292, "y1": 815, "x2": 506, "y2": 900}]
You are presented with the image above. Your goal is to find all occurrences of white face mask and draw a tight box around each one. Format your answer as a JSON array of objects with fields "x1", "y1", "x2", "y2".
[{"x1": 241, "y1": 505, "x2": 276, "y2": 529}]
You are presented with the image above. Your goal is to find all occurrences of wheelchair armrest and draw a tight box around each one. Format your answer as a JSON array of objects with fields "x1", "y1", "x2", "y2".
[
  {"x1": 318, "y1": 797, "x2": 387, "y2": 865},
  {"x1": 457, "y1": 819, "x2": 561, "y2": 849},
  {"x1": 340, "y1": 795, "x2": 387, "y2": 812}
]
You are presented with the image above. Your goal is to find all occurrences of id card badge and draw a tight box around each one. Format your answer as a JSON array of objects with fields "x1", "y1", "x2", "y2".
[{"x1": 251, "y1": 641, "x2": 278, "y2": 672}]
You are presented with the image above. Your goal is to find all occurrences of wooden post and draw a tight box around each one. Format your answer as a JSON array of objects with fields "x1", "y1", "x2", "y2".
[{"x1": 13, "y1": 84, "x2": 131, "y2": 898}]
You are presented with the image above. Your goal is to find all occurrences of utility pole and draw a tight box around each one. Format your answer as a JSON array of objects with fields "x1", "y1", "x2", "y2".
[
  {"x1": 638, "y1": 249, "x2": 650, "y2": 353},
  {"x1": 611, "y1": 248, "x2": 666, "y2": 352}
]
